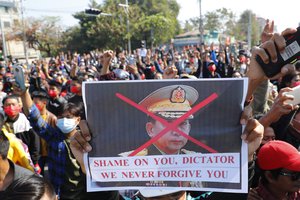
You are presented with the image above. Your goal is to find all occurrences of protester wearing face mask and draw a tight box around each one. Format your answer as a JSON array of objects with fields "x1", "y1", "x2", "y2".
[
  {"x1": 14, "y1": 85, "x2": 94, "y2": 200},
  {"x1": 32, "y1": 90, "x2": 57, "y2": 176},
  {"x1": 2, "y1": 95, "x2": 41, "y2": 174},
  {"x1": 207, "y1": 61, "x2": 221, "y2": 78},
  {"x1": 237, "y1": 50, "x2": 248, "y2": 76},
  {"x1": 64, "y1": 77, "x2": 86, "y2": 120},
  {"x1": 46, "y1": 80, "x2": 67, "y2": 117}
]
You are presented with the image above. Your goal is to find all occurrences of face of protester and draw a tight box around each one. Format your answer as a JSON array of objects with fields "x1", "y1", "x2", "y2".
[
  {"x1": 146, "y1": 119, "x2": 191, "y2": 154},
  {"x1": 267, "y1": 169, "x2": 300, "y2": 193},
  {"x1": 56, "y1": 111, "x2": 80, "y2": 137},
  {"x1": 48, "y1": 86, "x2": 60, "y2": 99},
  {"x1": 70, "y1": 81, "x2": 82, "y2": 95},
  {"x1": 33, "y1": 98, "x2": 47, "y2": 113},
  {"x1": 3, "y1": 98, "x2": 21, "y2": 119},
  {"x1": 261, "y1": 127, "x2": 275, "y2": 145}
]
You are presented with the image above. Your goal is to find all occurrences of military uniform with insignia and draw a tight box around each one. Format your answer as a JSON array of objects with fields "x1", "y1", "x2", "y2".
[{"x1": 119, "y1": 85, "x2": 203, "y2": 187}]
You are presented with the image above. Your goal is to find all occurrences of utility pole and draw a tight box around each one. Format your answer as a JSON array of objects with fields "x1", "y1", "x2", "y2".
[
  {"x1": 199, "y1": 0, "x2": 204, "y2": 44},
  {"x1": 119, "y1": 1, "x2": 131, "y2": 54},
  {"x1": 21, "y1": 0, "x2": 28, "y2": 64},
  {"x1": 0, "y1": 18, "x2": 7, "y2": 63},
  {"x1": 247, "y1": 12, "x2": 252, "y2": 49}
]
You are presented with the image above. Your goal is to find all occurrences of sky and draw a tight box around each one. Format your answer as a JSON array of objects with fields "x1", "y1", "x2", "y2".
[{"x1": 23, "y1": 0, "x2": 300, "y2": 33}]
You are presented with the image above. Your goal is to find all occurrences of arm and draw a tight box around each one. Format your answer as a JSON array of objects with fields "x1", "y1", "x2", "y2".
[
  {"x1": 259, "y1": 87, "x2": 297, "y2": 127},
  {"x1": 154, "y1": 60, "x2": 164, "y2": 74},
  {"x1": 70, "y1": 63, "x2": 78, "y2": 78},
  {"x1": 100, "y1": 50, "x2": 113, "y2": 76},
  {"x1": 41, "y1": 60, "x2": 52, "y2": 80},
  {"x1": 20, "y1": 88, "x2": 33, "y2": 116},
  {"x1": 15, "y1": 87, "x2": 59, "y2": 141},
  {"x1": 26, "y1": 129, "x2": 40, "y2": 165}
]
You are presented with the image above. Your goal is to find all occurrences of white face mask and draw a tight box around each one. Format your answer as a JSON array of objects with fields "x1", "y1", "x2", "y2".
[{"x1": 56, "y1": 118, "x2": 77, "y2": 134}]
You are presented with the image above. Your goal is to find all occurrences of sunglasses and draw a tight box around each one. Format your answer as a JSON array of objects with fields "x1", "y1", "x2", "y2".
[{"x1": 279, "y1": 171, "x2": 300, "y2": 181}]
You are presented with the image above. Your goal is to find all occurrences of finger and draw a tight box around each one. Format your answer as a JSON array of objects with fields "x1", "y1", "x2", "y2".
[
  {"x1": 280, "y1": 104, "x2": 294, "y2": 114},
  {"x1": 263, "y1": 40, "x2": 277, "y2": 63},
  {"x1": 272, "y1": 33, "x2": 286, "y2": 52},
  {"x1": 270, "y1": 20, "x2": 274, "y2": 32},
  {"x1": 244, "y1": 119, "x2": 264, "y2": 143},
  {"x1": 240, "y1": 105, "x2": 252, "y2": 125},
  {"x1": 79, "y1": 120, "x2": 91, "y2": 141},
  {"x1": 270, "y1": 64, "x2": 295, "y2": 80},
  {"x1": 281, "y1": 28, "x2": 297, "y2": 37},
  {"x1": 70, "y1": 135, "x2": 86, "y2": 153},
  {"x1": 254, "y1": 46, "x2": 270, "y2": 64},
  {"x1": 263, "y1": 19, "x2": 270, "y2": 32},
  {"x1": 72, "y1": 130, "x2": 92, "y2": 152},
  {"x1": 278, "y1": 87, "x2": 293, "y2": 95}
]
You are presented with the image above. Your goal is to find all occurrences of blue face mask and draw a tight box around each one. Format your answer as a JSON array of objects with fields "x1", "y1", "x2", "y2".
[{"x1": 56, "y1": 118, "x2": 77, "y2": 134}]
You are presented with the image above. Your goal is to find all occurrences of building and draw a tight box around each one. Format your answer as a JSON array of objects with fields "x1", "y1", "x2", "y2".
[
  {"x1": 173, "y1": 29, "x2": 220, "y2": 50},
  {"x1": 0, "y1": 0, "x2": 39, "y2": 63}
]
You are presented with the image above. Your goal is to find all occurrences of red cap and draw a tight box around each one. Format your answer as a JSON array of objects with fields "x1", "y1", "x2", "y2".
[{"x1": 258, "y1": 140, "x2": 300, "y2": 171}]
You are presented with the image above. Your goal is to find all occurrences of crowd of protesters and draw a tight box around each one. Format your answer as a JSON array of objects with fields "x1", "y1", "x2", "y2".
[{"x1": 0, "y1": 19, "x2": 300, "y2": 200}]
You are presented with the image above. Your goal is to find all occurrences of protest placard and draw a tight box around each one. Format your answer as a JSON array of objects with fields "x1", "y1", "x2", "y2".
[{"x1": 83, "y1": 79, "x2": 248, "y2": 193}]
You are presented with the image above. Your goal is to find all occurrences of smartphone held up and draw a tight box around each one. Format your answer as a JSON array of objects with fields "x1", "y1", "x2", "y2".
[
  {"x1": 256, "y1": 26, "x2": 300, "y2": 77},
  {"x1": 13, "y1": 65, "x2": 26, "y2": 91}
]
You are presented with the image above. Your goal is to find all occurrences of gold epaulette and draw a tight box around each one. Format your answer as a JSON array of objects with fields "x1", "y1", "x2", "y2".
[
  {"x1": 181, "y1": 149, "x2": 196, "y2": 154},
  {"x1": 119, "y1": 148, "x2": 148, "y2": 157}
]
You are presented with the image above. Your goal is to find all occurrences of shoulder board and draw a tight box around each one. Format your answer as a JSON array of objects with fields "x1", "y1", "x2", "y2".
[
  {"x1": 119, "y1": 149, "x2": 148, "y2": 157},
  {"x1": 181, "y1": 149, "x2": 196, "y2": 154}
]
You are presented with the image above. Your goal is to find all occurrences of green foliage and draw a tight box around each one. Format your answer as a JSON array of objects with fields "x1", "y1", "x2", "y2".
[
  {"x1": 61, "y1": 0, "x2": 180, "y2": 52},
  {"x1": 235, "y1": 10, "x2": 260, "y2": 45},
  {"x1": 204, "y1": 11, "x2": 220, "y2": 32},
  {"x1": 183, "y1": 7, "x2": 260, "y2": 46}
]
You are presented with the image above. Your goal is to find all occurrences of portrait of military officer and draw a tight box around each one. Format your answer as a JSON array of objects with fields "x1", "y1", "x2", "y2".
[
  {"x1": 118, "y1": 85, "x2": 202, "y2": 187},
  {"x1": 119, "y1": 85, "x2": 198, "y2": 156}
]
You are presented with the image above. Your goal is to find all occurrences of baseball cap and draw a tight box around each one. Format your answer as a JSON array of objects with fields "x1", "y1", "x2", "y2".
[{"x1": 257, "y1": 140, "x2": 300, "y2": 171}]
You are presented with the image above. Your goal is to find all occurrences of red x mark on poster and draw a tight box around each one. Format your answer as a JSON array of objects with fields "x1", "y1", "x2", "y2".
[{"x1": 116, "y1": 92, "x2": 219, "y2": 156}]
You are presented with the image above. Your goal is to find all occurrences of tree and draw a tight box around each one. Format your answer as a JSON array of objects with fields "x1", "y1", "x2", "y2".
[
  {"x1": 235, "y1": 10, "x2": 260, "y2": 46},
  {"x1": 216, "y1": 8, "x2": 236, "y2": 35},
  {"x1": 137, "y1": 14, "x2": 177, "y2": 47},
  {"x1": 11, "y1": 16, "x2": 63, "y2": 57},
  {"x1": 203, "y1": 11, "x2": 220, "y2": 32},
  {"x1": 202, "y1": 8, "x2": 236, "y2": 33},
  {"x1": 182, "y1": 8, "x2": 261, "y2": 47},
  {"x1": 64, "y1": 0, "x2": 181, "y2": 52},
  {"x1": 183, "y1": 20, "x2": 195, "y2": 32}
]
